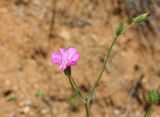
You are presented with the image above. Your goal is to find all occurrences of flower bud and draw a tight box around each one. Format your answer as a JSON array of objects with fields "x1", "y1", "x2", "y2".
[
  {"x1": 116, "y1": 22, "x2": 124, "y2": 36},
  {"x1": 134, "y1": 13, "x2": 150, "y2": 23},
  {"x1": 149, "y1": 91, "x2": 159, "y2": 104}
]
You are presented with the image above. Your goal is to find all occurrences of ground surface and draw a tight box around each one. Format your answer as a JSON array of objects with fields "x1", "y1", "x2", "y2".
[{"x1": 0, "y1": 0, "x2": 160, "y2": 117}]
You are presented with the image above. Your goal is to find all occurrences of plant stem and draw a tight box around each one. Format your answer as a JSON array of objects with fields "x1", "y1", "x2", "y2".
[
  {"x1": 87, "y1": 22, "x2": 135, "y2": 103},
  {"x1": 68, "y1": 75, "x2": 85, "y2": 103},
  {"x1": 85, "y1": 103, "x2": 90, "y2": 117},
  {"x1": 67, "y1": 73, "x2": 91, "y2": 117},
  {"x1": 87, "y1": 35, "x2": 118, "y2": 102},
  {"x1": 144, "y1": 104, "x2": 153, "y2": 117}
]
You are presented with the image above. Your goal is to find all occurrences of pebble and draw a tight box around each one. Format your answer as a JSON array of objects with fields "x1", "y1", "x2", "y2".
[
  {"x1": 113, "y1": 109, "x2": 120, "y2": 115},
  {"x1": 59, "y1": 28, "x2": 71, "y2": 40},
  {"x1": 41, "y1": 108, "x2": 49, "y2": 114},
  {"x1": 19, "y1": 106, "x2": 30, "y2": 114}
]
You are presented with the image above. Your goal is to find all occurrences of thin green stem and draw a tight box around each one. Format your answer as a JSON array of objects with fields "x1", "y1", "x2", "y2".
[
  {"x1": 87, "y1": 23, "x2": 135, "y2": 103},
  {"x1": 67, "y1": 75, "x2": 86, "y2": 104},
  {"x1": 70, "y1": 75, "x2": 85, "y2": 101},
  {"x1": 87, "y1": 35, "x2": 118, "y2": 102},
  {"x1": 85, "y1": 103, "x2": 90, "y2": 117},
  {"x1": 122, "y1": 22, "x2": 135, "y2": 33},
  {"x1": 144, "y1": 104, "x2": 153, "y2": 117},
  {"x1": 67, "y1": 72, "x2": 91, "y2": 117}
]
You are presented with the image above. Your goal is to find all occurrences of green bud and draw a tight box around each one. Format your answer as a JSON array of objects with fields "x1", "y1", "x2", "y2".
[
  {"x1": 116, "y1": 22, "x2": 124, "y2": 36},
  {"x1": 64, "y1": 66, "x2": 71, "y2": 76},
  {"x1": 149, "y1": 91, "x2": 159, "y2": 104},
  {"x1": 134, "y1": 13, "x2": 150, "y2": 23}
]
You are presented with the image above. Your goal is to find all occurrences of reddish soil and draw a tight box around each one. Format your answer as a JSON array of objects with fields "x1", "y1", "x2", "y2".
[{"x1": 0, "y1": 0, "x2": 160, "y2": 117}]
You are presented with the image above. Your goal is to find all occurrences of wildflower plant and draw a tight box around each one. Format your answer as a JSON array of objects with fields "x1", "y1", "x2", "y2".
[
  {"x1": 144, "y1": 88, "x2": 160, "y2": 117},
  {"x1": 51, "y1": 13, "x2": 149, "y2": 117}
]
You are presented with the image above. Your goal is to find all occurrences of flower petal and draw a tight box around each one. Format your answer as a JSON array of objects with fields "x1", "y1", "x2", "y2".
[
  {"x1": 67, "y1": 48, "x2": 77, "y2": 59},
  {"x1": 51, "y1": 47, "x2": 80, "y2": 71},
  {"x1": 70, "y1": 53, "x2": 80, "y2": 61},
  {"x1": 59, "y1": 64, "x2": 67, "y2": 70},
  {"x1": 51, "y1": 52, "x2": 61, "y2": 64},
  {"x1": 59, "y1": 48, "x2": 66, "y2": 55},
  {"x1": 68, "y1": 61, "x2": 77, "y2": 65}
]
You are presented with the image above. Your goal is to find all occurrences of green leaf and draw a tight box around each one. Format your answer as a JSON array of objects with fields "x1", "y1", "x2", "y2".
[
  {"x1": 6, "y1": 94, "x2": 16, "y2": 102},
  {"x1": 36, "y1": 91, "x2": 45, "y2": 99}
]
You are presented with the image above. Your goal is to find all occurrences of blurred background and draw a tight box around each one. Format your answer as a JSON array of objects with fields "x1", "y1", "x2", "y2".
[{"x1": 0, "y1": 0, "x2": 160, "y2": 117}]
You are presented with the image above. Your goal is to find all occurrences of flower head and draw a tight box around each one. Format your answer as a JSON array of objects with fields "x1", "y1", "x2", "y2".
[{"x1": 51, "y1": 48, "x2": 80, "y2": 70}]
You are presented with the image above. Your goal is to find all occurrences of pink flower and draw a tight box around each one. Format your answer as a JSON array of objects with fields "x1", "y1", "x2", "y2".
[{"x1": 51, "y1": 48, "x2": 80, "y2": 70}]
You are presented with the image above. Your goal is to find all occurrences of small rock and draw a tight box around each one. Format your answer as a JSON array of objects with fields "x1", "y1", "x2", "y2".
[
  {"x1": 113, "y1": 109, "x2": 120, "y2": 115},
  {"x1": 19, "y1": 106, "x2": 30, "y2": 114},
  {"x1": 9, "y1": 112, "x2": 16, "y2": 117},
  {"x1": 41, "y1": 108, "x2": 49, "y2": 114},
  {"x1": 58, "y1": 28, "x2": 71, "y2": 40},
  {"x1": 19, "y1": 100, "x2": 32, "y2": 107}
]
